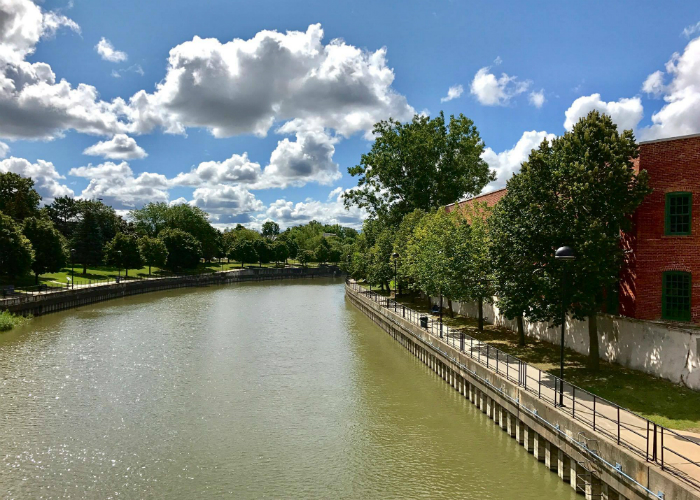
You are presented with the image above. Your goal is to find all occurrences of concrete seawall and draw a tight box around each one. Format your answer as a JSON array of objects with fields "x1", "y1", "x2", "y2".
[
  {"x1": 1, "y1": 267, "x2": 342, "y2": 317},
  {"x1": 347, "y1": 283, "x2": 699, "y2": 500}
]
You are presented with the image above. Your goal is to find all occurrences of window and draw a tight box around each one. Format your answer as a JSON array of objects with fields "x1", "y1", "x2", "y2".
[
  {"x1": 665, "y1": 192, "x2": 692, "y2": 235},
  {"x1": 662, "y1": 271, "x2": 691, "y2": 321}
]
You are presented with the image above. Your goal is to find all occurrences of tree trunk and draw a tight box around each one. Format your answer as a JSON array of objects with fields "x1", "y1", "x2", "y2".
[
  {"x1": 125, "y1": 268, "x2": 129, "y2": 277},
  {"x1": 517, "y1": 315, "x2": 525, "y2": 346},
  {"x1": 82, "y1": 263, "x2": 87, "y2": 275},
  {"x1": 35, "y1": 272, "x2": 39, "y2": 285},
  {"x1": 478, "y1": 297, "x2": 484, "y2": 331},
  {"x1": 447, "y1": 298, "x2": 454, "y2": 318},
  {"x1": 149, "y1": 265, "x2": 152, "y2": 276},
  {"x1": 426, "y1": 294, "x2": 431, "y2": 309},
  {"x1": 588, "y1": 313, "x2": 600, "y2": 370}
]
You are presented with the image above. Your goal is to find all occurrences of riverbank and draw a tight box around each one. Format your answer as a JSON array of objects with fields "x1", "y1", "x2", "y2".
[
  {"x1": 0, "y1": 266, "x2": 343, "y2": 319},
  {"x1": 346, "y1": 282, "x2": 700, "y2": 500}
]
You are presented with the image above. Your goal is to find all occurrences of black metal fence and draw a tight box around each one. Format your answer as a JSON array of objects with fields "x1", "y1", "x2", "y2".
[{"x1": 348, "y1": 281, "x2": 700, "y2": 490}]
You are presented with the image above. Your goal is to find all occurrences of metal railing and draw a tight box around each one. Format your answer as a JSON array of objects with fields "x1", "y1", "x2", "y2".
[{"x1": 348, "y1": 281, "x2": 700, "y2": 490}]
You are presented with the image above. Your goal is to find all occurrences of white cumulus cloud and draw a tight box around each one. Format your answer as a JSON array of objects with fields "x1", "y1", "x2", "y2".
[
  {"x1": 189, "y1": 184, "x2": 264, "y2": 225},
  {"x1": 564, "y1": 93, "x2": 643, "y2": 132},
  {"x1": 0, "y1": 156, "x2": 73, "y2": 203},
  {"x1": 640, "y1": 36, "x2": 700, "y2": 140},
  {"x1": 470, "y1": 67, "x2": 531, "y2": 106},
  {"x1": 83, "y1": 134, "x2": 147, "y2": 160},
  {"x1": 529, "y1": 89, "x2": 545, "y2": 108},
  {"x1": 95, "y1": 37, "x2": 127, "y2": 63},
  {"x1": 171, "y1": 153, "x2": 262, "y2": 187},
  {"x1": 481, "y1": 130, "x2": 555, "y2": 192},
  {"x1": 642, "y1": 70, "x2": 665, "y2": 97},
  {"x1": 440, "y1": 84, "x2": 463, "y2": 102},
  {"x1": 123, "y1": 24, "x2": 414, "y2": 139},
  {"x1": 69, "y1": 161, "x2": 168, "y2": 208},
  {"x1": 264, "y1": 187, "x2": 366, "y2": 230}
]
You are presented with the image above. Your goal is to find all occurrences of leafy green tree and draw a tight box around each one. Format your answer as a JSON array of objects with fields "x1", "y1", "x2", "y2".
[
  {"x1": 159, "y1": 229, "x2": 202, "y2": 271},
  {"x1": 297, "y1": 249, "x2": 314, "y2": 268},
  {"x1": 273, "y1": 240, "x2": 289, "y2": 265},
  {"x1": 105, "y1": 233, "x2": 143, "y2": 277},
  {"x1": 71, "y1": 209, "x2": 104, "y2": 275},
  {"x1": 345, "y1": 112, "x2": 494, "y2": 225},
  {"x1": 405, "y1": 209, "x2": 455, "y2": 309},
  {"x1": 230, "y1": 240, "x2": 257, "y2": 268},
  {"x1": 44, "y1": 196, "x2": 80, "y2": 239},
  {"x1": 285, "y1": 238, "x2": 299, "y2": 262},
  {"x1": 262, "y1": 220, "x2": 280, "y2": 239},
  {"x1": 139, "y1": 236, "x2": 168, "y2": 275},
  {"x1": 253, "y1": 239, "x2": 271, "y2": 267},
  {"x1": 22, "y1": 217, "x2": 66, "y2": 284},
  {"x1": 502, "y1": 111, "x2": 651, "y2": 369},
  {"x1": 392, "y1": 209, "x2": 425, "y2": 295},
  {"x1": 314, "y1": 238, "x2": 331, "y2": 264},
  {"x1": 328, "y1": 247, "x2": 341, "y2": 265},
  {"x1": 490, "y1": 180, "x2": 546, "y2": 345},
  {"x1": 367, "y1": 229, "x2": 394, "y2": 290},
  {"x1": 130, "y1": 202, "x2": 170, "y2": 237},
  {"x1": 0, "y1": 211, "x2": 34, "y2": 278},
  {"x1": 449, "y1": 203, "x2": 495, "y2": 330},
  {"x1": 0, "y1": 172, "x2": 41, "y2": 222}
]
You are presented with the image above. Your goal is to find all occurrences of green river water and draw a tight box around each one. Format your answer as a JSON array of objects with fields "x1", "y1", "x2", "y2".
[{"x1": 0, "y1": 279, "x2": 576, "y2": 499}]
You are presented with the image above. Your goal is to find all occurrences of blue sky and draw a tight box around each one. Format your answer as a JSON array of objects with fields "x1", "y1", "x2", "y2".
[{"x1": 2, "y1": 0, "x2": 700, "y2": 229}]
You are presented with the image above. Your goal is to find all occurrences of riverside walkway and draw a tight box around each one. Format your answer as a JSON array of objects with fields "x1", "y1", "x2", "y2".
[{"x1": 348, "y1": 282, "x2": 700, "y2": 493}]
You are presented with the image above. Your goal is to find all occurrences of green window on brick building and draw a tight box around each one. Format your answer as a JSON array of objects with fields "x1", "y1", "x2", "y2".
[
  {"x1": 665, "y1": 192, "x2": 692, "y2": 235},
  {"x1": 662, "y1": 271, "x2": 691, "y2": 321}
]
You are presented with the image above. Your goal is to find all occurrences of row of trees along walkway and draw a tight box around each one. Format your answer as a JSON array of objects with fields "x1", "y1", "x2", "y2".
[
  {"x1": 343, "y1": 110, "x2": 651, "y2": 374},
  {"x1": 348, "y1": 282, "x2": 700, "y2": 491}
]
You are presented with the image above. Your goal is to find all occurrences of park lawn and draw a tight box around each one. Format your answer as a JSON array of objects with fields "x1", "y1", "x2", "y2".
[
  {"x1": 38, "y1": 260, "x2": 324, "y2": 286},
  {"x1": 361, "y1": 285, "x2": 700, "y2": 432}
]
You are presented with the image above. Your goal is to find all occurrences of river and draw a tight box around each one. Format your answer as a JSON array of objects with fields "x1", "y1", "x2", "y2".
[{"x1": 0, "y1": 279, "x2": 576, "y2": 499}]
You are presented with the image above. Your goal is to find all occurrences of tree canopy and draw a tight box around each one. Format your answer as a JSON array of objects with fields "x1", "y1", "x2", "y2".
[{"x1": 344, "y1": 112, "x2": 494, "y2": 225}]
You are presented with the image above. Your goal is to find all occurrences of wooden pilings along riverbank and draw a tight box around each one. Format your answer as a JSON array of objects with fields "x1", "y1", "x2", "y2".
[
  {"x1": 1, "y1": 267, "x2": 343, "y2": 317},
  {"x1": 346, "y1": 283, "x2": 698, "y2": 500}
]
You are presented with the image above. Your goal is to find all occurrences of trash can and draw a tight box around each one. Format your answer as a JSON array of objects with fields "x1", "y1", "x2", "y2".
[{"x1": 420, "y1": 316, "x2": 429, "y2": 329}]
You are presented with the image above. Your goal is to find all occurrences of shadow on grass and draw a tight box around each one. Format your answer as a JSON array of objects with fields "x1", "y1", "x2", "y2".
[{"x1": 381, "y1": 291, "x2": 700, "y2": 432}]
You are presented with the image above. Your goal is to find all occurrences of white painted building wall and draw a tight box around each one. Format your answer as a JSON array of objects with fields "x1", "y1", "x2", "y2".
[{"x1": 430, "y1": 296, "x2": 700, "y2": 390}]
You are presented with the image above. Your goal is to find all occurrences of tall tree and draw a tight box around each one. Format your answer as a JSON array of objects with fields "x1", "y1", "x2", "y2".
[
  {"x1": 159, "y1": 229, "x2": 202, "y2": 271},
  {"x1": 0, "y1": 211, "x2": 34, "y2": 278},
  {"x1": 138, "y1": 236, "x2": 168, "y2": 275},
  {"x1": 129, "y1": 202, "x2": 170, "y2": 237},
  {"x1": 45, "y1": 196, "x2": 80, "y2": 239},
  {"x1": 71, "y1": 209, "x2": 104, "y2": 275},
  {"x1": 273, "y1": 240, "x2": 289, "y2": 265},
  {"x1": 253, "y1": 239, "x2": 271, "y2": 267},
  {"x1": 230, "y1": 240, "x2": 257, "y2": 268},
  {"x1": 502, "y1": 111, "x2": 651, "y2": 369},
  {"x1": 105, "y1": 233, "x2": 143, "y2": 277},
  {"x1": 262, "y1": 221, "x2": 280, "y2": 239},
  {"x1": 450, "y1": 203, "x2": 495, "y2": 330},
  {"x1": 392, "y1": 209, "x2": 425, "y2": 295},
  {"x1": 0, "y1": 172, "x2": 41, "y2": 221},
  {"x1": 344, "y1": 112, "x2": 494, "y2": 225},
  {"x1": 22, "y1": 217, "x2": 66, "y2": 284}
]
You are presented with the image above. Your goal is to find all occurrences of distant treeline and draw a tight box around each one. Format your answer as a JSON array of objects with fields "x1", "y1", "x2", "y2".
[{"x1": 0, "y1": 174, "x2": 358, "y2": 282}]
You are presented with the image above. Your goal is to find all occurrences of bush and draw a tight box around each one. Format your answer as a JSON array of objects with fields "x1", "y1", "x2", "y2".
[{"x1": 0, "y1": 311, "x2": 29, "y2": 332}]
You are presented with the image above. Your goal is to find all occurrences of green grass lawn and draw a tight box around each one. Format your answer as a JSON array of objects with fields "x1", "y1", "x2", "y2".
[
  {"x1": 359, "y1": 284, "x2": 700, "y2": 432},
  {"x1": 1, "y1": 259, "x2": 328, "y2": 289}
]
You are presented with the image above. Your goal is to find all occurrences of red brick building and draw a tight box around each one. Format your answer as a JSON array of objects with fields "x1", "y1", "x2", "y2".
[
  {"x1": 447, "y1": 134, "x2": 700, "y2": 324},
  {"x1": 620, "y1": 134, "x2": 700, "y2": 323}
]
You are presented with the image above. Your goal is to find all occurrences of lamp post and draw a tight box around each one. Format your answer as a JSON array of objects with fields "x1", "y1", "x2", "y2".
[
  {"x1": 555, "y1": 245, "x2": 575, "y2": 407},
  {"x1": 70, "y1": 248, "x2": 75, "y2": 289},
  {"x1": 117, "y1": 250, "x2": 122, "y2": 280},
  {"x1": 392, "y1": 252, "x2": 399, "y2": 298}
]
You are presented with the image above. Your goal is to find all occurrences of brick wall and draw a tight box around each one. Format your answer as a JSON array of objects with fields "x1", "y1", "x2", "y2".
[{"x1": 620, "y1": 135, "x2": 700, "y2": 322}]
